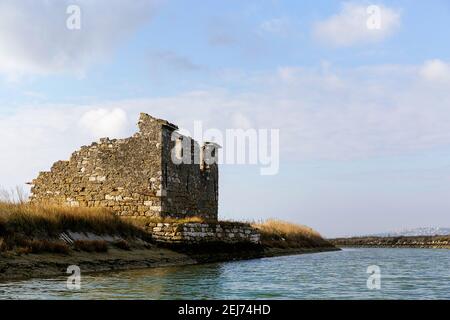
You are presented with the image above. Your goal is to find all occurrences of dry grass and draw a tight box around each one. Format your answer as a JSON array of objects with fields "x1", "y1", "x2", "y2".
[
  {"x1": 0, "y1": 236, "x2": 70, "y2": 254},
  {"x1": 19, "y1": 239, "x2": 70, "y2": 254},
  {"x1": 73, "y1": 240, "x2": 108, "y2": 253},
  {"x1": 0, "y1": 202, "x2": 146, "y2": 238},
  {"x1": 252, "y1": 219, "x2": 332, "y2": 249},
  {"x1": 0, "y1": 187, "x2": 334, "y2": 253},
  {"x1": 0, "y1": 237, "x2": 8, "y2": 252},
  {"x1": 112, "y1": 239, "x2": 131, "y2": 251},
  {"x1": 253, "y1": 219, "x2": 322, "y2": 238},
  {"x1": 0, "y1": 199, "x2": 149, "y2": 254},
  {"x1": 0, "y1": 186, "x2": 27, "y2": 204}
]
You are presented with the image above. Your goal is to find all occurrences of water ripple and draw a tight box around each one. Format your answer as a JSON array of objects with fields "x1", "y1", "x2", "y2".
[{"x1": 0, "y1": 248, "x2": 448, "y2": 299}]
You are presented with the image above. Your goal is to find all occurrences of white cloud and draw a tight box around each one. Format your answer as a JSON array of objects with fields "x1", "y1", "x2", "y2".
[
  {"x1": 419, "y1": 59, "x2": 450, "y2": 83},
  {"x1": 79, "y1": 108, "x2": 129, "y2": 139},
  {"x1": 313, "y1": 3, "x2": 401, "y2": 46},
  {"x1": 0, "y1": 0, "x2": 159, "y2": 78},
  {"x1": 0, "y1": 104, "x2": 133, "y2": 191},
  {"x1": 259, "y1": 18, "x2": 292, "y2": 37},
  {"x1": 149, "y1": 51, "x2": 203, "y2": 72},
  {"x1": 231, "y1": 112, "x2": 253, "y2": 129},
  {"x1": 2, "y1": 59, "x2": 450, "y2": 190}
]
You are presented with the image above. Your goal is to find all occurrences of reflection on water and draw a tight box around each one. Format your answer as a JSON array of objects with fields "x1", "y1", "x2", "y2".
[{"x1": 0, "y1": 248, "x2": 449, "y2": 299}]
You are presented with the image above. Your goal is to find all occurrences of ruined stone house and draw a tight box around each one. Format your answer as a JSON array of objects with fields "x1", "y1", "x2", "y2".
[{"x1": 30, "y1": 113, "x2": 220, "y2": 221}]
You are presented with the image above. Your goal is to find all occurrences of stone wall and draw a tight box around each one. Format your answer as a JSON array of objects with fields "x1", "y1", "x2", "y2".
[
  {"x1": 30, "y1": 113, "x2": 219, "y2": 221},
  {"x1": 161, "y1": 127, "x2": 219, "y2": 221},
  {"x1": 147, "y1": 222, "x2": 261, "y2": 244}
]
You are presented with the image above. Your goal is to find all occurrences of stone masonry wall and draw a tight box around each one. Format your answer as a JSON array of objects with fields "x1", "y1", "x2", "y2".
[
  {"x1": 161, "y1": 127, "x2": 219, "y2": 221},
  {"x1": 147, "y1": 222, "x2": 261, "y2": 244},
  {"x1": 30, "y1": 113, "x2": 219, "y2": 220}
]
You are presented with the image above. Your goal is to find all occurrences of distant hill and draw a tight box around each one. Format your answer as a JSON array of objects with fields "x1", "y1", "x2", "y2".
[{"x1": 367, "y1": 227, "x2": 450, "y2": 237}]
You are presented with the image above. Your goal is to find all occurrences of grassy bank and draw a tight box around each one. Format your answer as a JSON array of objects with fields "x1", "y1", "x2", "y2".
[
  {"x1": 0, "y1": 201, "x2": 337, "y2": 280},
  {"x1": 252, "y1": 219, "x2": 334, "y2": 249},
  {"x1": 0, "y1": 202, "x2": 335, "y2": 254},
  {"x1": 0, "y1": 201, "x2": 192, "y2": 280},
  {"x1": 0, "y1": 202, "x2": 149, "y2": 254}
]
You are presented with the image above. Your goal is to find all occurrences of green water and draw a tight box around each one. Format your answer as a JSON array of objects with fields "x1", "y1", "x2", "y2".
[{"x1": 0, "y1": 248, "x2": 449, "y2": 299}]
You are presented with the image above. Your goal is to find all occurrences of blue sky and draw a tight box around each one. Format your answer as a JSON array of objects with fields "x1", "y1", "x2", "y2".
[{"x1": 1, "y1": 0, "x2": 450, "y2": 236}]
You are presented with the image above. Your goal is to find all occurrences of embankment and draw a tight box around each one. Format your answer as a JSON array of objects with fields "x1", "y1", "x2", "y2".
[
  {"x1": 330, "y1": 235, "x2": 450, "y2": 249},
  {"x1": 0, "y1": 203, "x2": 337, "y2": 281}
]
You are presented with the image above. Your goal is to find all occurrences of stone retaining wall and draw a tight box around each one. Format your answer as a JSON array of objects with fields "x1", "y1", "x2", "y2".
[{"x1": 147, "y1": 222, "x2": 261, "y2": 244}]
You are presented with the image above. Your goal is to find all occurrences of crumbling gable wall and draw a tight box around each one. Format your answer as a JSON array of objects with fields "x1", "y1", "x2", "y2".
[
  {"x1": 30, "y1": 113, "x2": 219, "y2": 221},
  {"x1": 161, "y1": 127, "x2": 218, "y2": 221}
]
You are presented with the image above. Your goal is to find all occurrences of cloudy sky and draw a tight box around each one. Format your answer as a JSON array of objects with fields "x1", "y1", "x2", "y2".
[{"x1": 1, "y1": 0, "x2": 450, "y2": 236}]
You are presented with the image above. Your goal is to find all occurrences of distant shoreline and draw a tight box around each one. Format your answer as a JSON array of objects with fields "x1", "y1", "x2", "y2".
[{"x1": 329, "y1": 235, "x2": 450, "y2": 249}]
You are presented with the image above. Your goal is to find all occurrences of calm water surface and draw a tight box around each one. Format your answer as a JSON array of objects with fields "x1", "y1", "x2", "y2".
[{"x1": 0, "y1": 248, "x2": 449, "y2": 299}]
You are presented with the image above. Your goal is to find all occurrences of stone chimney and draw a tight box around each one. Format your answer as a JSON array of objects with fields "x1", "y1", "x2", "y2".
[{"x1": 201, "y1": 142, "x2": 221, "y2": 170}]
